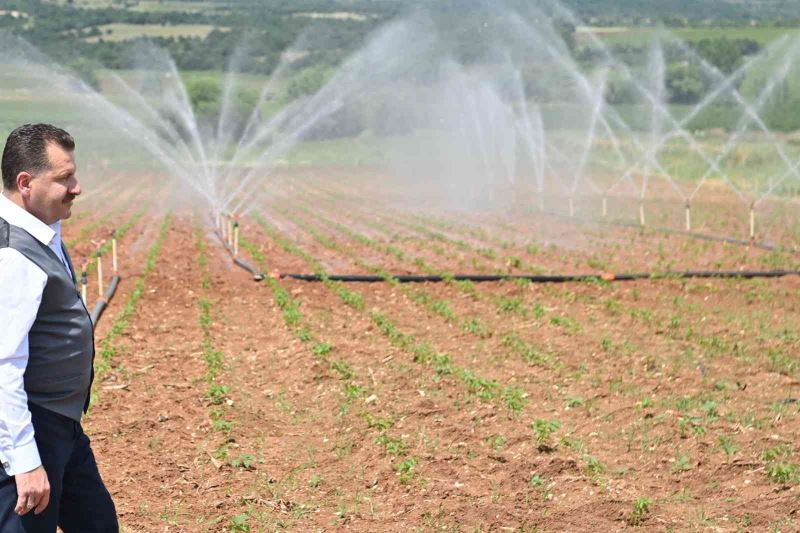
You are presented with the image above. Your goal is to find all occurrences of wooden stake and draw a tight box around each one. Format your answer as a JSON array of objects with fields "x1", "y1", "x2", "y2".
[
  {"x1": 639, "y1": 202, "x2": 645, "y2": 227},
  {"x1": 97, "y1": 253, "x2": 104, "y2": 298},
  {"x1": 81, "y1": 271, "x2": 87, "y2": 304},
  {"x1": 750, "y1": 204, "x2": 755, "y2": 240},
  {"x1": 685, "y1": 202, "x2": 691, "y2": 231},
  {"x1": 233, "y1": 222, "x2": 239, "y2": 257},
  {"x1": 602, "y1": 196, "x2": 607, "y2": 217}
]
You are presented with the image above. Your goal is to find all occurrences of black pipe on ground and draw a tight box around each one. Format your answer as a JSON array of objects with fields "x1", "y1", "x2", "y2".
[
  {"x1": 90, "y1": 275, "x2": 120, "y2": 325},
  {"x1": 234, "y1": 256, "x2": 265, "y2": 281},
  {"x1": 281, "y1": 270, "x2": 800, "y2": 283},
  {"x1": 216, "y1": 229, "x2": 265, "y2": 281}
]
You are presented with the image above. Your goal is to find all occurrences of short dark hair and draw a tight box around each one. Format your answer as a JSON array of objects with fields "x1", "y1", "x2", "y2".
[{"x1": 1, "y1": 123, "x2": 75, "y2": 190}]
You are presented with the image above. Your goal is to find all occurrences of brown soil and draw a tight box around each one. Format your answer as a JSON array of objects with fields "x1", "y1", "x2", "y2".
[{"x1": 59, "y1": 175, "x2": 800, "y2": 532}]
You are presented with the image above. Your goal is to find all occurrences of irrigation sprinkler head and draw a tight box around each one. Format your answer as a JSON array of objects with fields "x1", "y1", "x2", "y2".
[
  {"x1": 95, "y1": 250, "x2": 102, "y2": 258},
  {"x1": 111, "y1": 229, "x2": 117, "y2": 238}
]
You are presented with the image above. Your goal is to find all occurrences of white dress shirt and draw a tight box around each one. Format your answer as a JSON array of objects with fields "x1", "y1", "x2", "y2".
[{"x1": 0, "y1": 192, "x2": 73, "y2": 476}]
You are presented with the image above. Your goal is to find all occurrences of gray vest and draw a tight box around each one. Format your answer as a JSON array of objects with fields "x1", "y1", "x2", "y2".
[{"x1": 0, "y1": 216, "x2": 94, "y2": 421}]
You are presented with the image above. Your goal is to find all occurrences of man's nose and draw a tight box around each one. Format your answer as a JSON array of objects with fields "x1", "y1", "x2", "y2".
[{"x1": 70, "y1": 180, "x2": 81, "y2": 196}]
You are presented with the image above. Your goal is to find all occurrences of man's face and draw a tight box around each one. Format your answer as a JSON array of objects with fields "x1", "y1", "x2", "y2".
[{"x1": 26, "y1": 143, "x2": 80, "y2": 225}]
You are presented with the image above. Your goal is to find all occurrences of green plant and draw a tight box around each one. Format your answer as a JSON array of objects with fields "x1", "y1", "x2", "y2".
[
  {"x1": 376, "y1": 434, "x2": 407, "y2": 456},
  {"x1": 229, "y1": 512, "x2": 250, "y2": 532},
  {"x1": 395, "y1": 457, "x2": 419, "y2": 484},
  {"x1": 768, "y1": 463, "x2": 799, "y2": 485},
  {"x1": 628, "y1": 497, "x2": 653, "y2": 525},
  {"x1": 207, "y1": 384, "x2": 229, "y2": 405},
  {"x1": 671, "y1": 453, "x2": 692, "y2": 473},
  {"x1": 532, "y1": 419, "x2": 561, "y2": 451},
  {"x1": 229, "y1": 454, "x2": 257, "y2": 470}
]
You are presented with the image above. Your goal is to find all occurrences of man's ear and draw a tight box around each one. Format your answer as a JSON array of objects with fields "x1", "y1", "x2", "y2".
[{"x1": 15, "y1": 172, "x2": 32, "y2": 197}]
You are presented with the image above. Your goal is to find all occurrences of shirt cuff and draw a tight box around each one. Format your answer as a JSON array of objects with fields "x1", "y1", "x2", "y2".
[{"x1": 2, "y1": 441, "x2": 41, "y2": 476}]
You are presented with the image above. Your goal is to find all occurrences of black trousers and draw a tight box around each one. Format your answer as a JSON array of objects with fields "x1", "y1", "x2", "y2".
[{"x1": 0, "y1": 403, "x2": 118, "y2": 533}]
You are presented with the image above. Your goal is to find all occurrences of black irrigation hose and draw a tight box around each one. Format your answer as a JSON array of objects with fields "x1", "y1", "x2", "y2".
[
  {"x1": 216, "y1": 230, "x2": 265, "y2": 281},
  {"x1": 90, "y1": 275, "x2": 120, "y2": 325},
  {"x1": 540, "y1": 209, "x2": 785, "y2": 252},
  {"x1": 234, "y1": 256, "x2": 265, "y2": 281},
  {"x1": 281, "y1": 270, "x2": 800, "y2": 283}
]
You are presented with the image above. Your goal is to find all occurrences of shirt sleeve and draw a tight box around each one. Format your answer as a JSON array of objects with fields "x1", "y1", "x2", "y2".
[{"x1": 0, "y1": 248, "x2": 46, "y2": 476}]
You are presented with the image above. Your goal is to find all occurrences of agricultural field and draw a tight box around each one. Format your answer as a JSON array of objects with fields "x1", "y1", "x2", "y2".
[
  {"x1": 579, "y1": 26, "x2": 800, "y2": 47},
  {"x1": 83, "y1": 23, "x2": 221, "y2": 43},
  {"x1": 64, "y1": 168, "x2": 800, "y2": 532}
]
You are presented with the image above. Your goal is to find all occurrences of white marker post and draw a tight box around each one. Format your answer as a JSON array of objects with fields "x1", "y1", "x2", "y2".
[
  {"x1": 81, "y1": 269, "x2": 87, "y2": 305},
  {"x1": 639, "y1": 202, "x2": 646, "y2": 227},
  {"x1": 233, "y1": 221, "x2": 240, "y2": 257},
  {"x1": 602, "y1": 196, "x2": 607, "y2": 218},
  {"x1": 96, "y1": 251, "x2": 104, "y2": 298},
  {"x1": 685, "y1": 201, "x2": 691, "y2": 232}
]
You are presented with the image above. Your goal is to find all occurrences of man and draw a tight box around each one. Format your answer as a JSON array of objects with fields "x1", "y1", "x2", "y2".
[{"x1": 0, "y1": 124, "x2": 118, "y2": 532}]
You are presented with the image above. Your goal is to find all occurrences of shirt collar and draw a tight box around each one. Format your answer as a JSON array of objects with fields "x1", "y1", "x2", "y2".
[{"x1": 0, "y1": 191, "x2": 56, "y2": 246}]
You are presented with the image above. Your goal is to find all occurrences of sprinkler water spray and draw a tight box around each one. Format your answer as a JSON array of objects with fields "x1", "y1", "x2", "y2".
[{"x1": 568, "y1": 197, "x2": 574, "y2": 217}]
